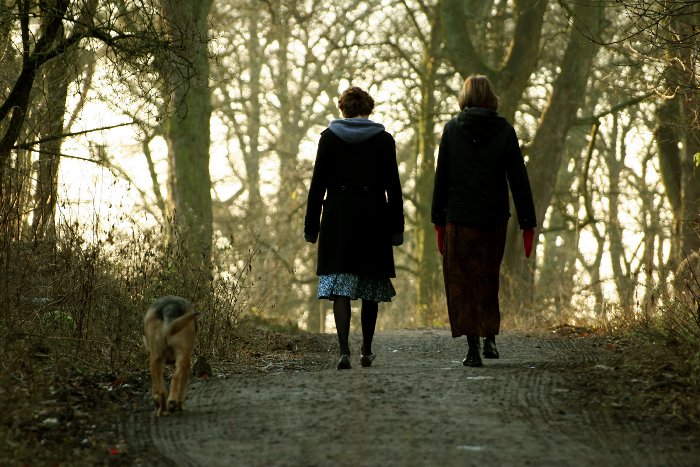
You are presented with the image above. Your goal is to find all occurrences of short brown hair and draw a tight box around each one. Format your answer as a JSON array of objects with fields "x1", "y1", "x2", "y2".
[
  {"x1": 338, "y1": 86, "x2": 375, "y2": 118},
  {"x1": 458, "y1": 74, "x2": 499, "y2": 111}
]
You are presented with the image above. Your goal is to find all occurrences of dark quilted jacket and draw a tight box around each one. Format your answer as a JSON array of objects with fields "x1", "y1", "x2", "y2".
[{"x1": 431, "y1": 107, "x2": 536, "y2": 230}]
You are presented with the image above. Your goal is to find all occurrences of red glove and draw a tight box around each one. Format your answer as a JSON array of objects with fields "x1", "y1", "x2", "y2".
[
  {"x1": 434, "y1": 224, "x2": 445, "y2": 255},
  {"x1": 523, "y1": 229, "x2": 535, "y2": 258}
]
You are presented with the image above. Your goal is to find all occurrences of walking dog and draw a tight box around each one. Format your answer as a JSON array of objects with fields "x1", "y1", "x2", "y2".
[{"x1": 143, "y1": 296, "x2": 197, "y2": 416}]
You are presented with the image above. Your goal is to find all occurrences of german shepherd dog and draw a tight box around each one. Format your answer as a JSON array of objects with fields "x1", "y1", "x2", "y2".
[{"x1": 143, "y1": 296, "x2": 197, "y2": 416}]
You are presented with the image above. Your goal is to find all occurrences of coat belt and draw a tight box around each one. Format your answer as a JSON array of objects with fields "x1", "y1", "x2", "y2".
[{"x1": 327, "y1": 185, "x2": 382, "y2": 195}]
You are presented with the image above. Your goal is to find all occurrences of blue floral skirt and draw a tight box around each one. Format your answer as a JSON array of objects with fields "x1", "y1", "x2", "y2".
[{"x1": 317, "y1": 273, "x2": 396, "y2": 302}]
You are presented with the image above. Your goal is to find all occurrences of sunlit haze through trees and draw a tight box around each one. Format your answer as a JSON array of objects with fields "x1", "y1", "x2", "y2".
[{"x1": 1, "y1": 0, "x2": 698, "y2": 332}]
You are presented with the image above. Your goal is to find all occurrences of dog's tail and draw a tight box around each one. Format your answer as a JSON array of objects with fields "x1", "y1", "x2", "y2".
[{"x1": 166, "y1": 311, "x2": 197, "y2": 337}]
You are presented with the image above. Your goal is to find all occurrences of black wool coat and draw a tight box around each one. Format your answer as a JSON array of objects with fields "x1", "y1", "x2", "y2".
[
  {"x1": 431, "y1": 107, "x2": 537, "y2": 230},
  {"x1": 304, "y1": 129, "x2": 404, "y2": 277}
]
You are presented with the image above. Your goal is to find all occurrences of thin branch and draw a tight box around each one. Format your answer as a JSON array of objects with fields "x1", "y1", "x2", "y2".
[
  {"x1": 575, "y1": 92, "x2": 655, "y2": 125},
  {"x1": 11, "y1": 121, "x2": 136, "y2": 149},
  {"x1": 22, "y1": 148, "x2": 106, "y2": 166}
]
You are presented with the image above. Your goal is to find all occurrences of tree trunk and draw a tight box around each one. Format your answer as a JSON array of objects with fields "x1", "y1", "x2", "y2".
[
  {"x1": 606, "y1": 116, "x2": 634, "y2": 313},
  {"x1": 305, "y1": 295, "x2": 325, "y2": 333},
  {"x1": 536, "y1": 149, "x2": 581, "y2": 318},
  {"x1": 243, "y1": 2, "x2": 264, "y2": 221},
  {"x1": 441, "y1": 0, "x2": 548, "y2": 123},
  {"x1": 677, "y1": 3, "x2": 700, "y2": 256},
  {"x1": 654, "y1": 94, "x2": 700, "y2": 261},
  {"x1": 639, "y1": 156, "x2": 661, "y2": 315},
  {"x1": 492, "y1": 0, "x2": 548, "y2": 122},
  {"x1": 161, "y1": 0, "x2": 214, "y2": 303},
  {"x1": 414, "y1": 7, "x2": 442, "y2": 322},
  {"x1": 656, "y1": 96, "x2": 683, "y2": 267},
  {"x1": 0, "y1": 0, "x2": 69, "y2": 226},
  {"x1": 31, "y1": 54, "x2": 69, "y2": 241},
  {"x1": 502, "y1": 1, "x2": 604, "y2": 312},
  {"x1": 680, "y1": 95, "x2": 700, "y2": 255},
  {"x1": 655, "y1": 3, "x2": 700, "y2": 263}
]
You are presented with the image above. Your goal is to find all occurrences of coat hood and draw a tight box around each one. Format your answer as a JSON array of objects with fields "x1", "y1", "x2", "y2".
[
  {"x1": 456, "y1": 107, "x2": 509, "y2": 143},
  {"x1": 328, "y1": 118, "x2": 385, "y2": 144}
]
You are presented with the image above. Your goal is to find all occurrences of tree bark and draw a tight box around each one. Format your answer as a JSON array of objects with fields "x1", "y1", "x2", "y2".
[
  {"x1": 606, "y1": 115, "x2": 634, "y2": 313},
  {"x1": 413, "y1": 7, "x2": 443, "y2": 320},
  {"x1": 502, "y1": 1, "x2": 605, "y2": 310},
  {"x1": 656, "y1": 96, "x2": 683, "y2": 263},
  {"x1": 655, "y1": 2, "x2": 700, "y2": 260},
  {"x1": 0, "y1": 0, "x2": 70, "y2": 209},
  {"x1": 677, "y1": 4, "x2": 700, "y2": 255},
  {"x1": 680, "y1": 94, "x2": 700, "y2": 255},
  {"x1": 441, "y1": 0, "x2": 548, "y2": 123},
  {"x1": 30, "y1": 1, "x2": 72, "y2": 242},
  {"x1": 31, "y1": 55, "x2": 69, "y2": 241},
  {"x1": 161, "y1": 0, "x2": 214, "y2": 302},
  {"x1": 243, "y1": 2, "x2": 264, "y2": 220},
  {"x1": 492, "y1": 0, "x2": 548, "y2": 122}
]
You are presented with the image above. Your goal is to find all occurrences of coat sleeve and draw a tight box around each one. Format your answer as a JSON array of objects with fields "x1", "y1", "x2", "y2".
[
  {"x1": 505, "y1": 129, "x2": 537, "y2": 229},
  {"x1": 304, "y1": 133, "x2": 329, "y2": 239},
  {"x1": 384, "y1": 135, "x2": 404, "y2": 234},
  {"x1": 431, "y1": 125, "x2": 450, "y2": 226}
]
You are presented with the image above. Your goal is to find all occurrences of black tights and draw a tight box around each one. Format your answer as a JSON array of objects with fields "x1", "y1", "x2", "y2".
[
  {"x1": 361, "y1": 300, "x2": 378, "y2": 355},
  {"x1": 332, "y1": 297, "x2": 378, "y2": 356}
]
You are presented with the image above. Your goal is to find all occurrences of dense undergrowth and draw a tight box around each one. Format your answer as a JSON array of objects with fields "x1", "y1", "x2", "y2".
[
  {"x1": 1, "y1": 222, "x2": 261, "y2": 371},
  {"x1": 0, "y1": 219, "x2": 269, "y2": 463},
  {"x1": 614, "y1": 284, "x2": 700, "y2": 428}
]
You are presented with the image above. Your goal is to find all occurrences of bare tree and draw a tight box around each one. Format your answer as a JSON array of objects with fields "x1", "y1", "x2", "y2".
[
  {"x1": 0, "y1": 0, "x2": 183, "y2": 242},
  {"x1": 209, "y1": 0, "x2": 380, "y2": 329},
  {"x1": 158, "y1": 0, "x2": 214, "y2": 303},
  {"x1": 599, "y1": 1, "x2": 700, "y2": 258}
]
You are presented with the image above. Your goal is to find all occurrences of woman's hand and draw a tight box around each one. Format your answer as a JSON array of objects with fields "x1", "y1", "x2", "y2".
[
  {"x1": 522, "y1": 229, "x2": 534, "y2": 258},
  {"x1": 434, "y1": 224, "x2": 445, "y2": 255},
  {"x1": 304, "y1": 232, "x2": 318, "y2": 244}
]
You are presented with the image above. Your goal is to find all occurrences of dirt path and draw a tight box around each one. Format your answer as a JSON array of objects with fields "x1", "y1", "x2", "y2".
[{"x1": 119, "y1": 329, "x2": 698, "y2": 466}]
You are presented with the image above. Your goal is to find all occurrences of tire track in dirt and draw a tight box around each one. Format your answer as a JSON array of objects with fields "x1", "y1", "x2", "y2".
[{"x1": 120, "y1": 330, "x2": 698, "y2": 466}]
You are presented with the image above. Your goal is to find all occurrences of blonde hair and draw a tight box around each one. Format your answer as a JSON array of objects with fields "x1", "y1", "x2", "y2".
[{"x1": 458, "y1": 74, "x2": 499, "y2": 111}]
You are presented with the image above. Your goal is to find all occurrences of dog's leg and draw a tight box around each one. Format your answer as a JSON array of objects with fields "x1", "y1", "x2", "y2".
[
  {"x1": 177, "y1": 352, "x2": 192, "y2": 411},
  {"x1": 150, "y1": 355, "x2": 168, "y2": 416},
  {"x1": 168, "y1": 351, "x2": 191, "y2": 413},
  {"x1": 176, "y1": 330, "x2": 195, "y2": 411}
]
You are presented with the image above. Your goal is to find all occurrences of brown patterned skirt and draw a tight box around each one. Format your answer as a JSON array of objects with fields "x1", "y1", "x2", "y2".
[{"x1": 442, "y1": 222, "x2": 508, "y2": 337}]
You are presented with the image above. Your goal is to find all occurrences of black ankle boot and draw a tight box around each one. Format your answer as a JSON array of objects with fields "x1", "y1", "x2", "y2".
[
  {"x1": 463, "y1": 336, "x2": 483, "y2": 367},
  {"x1": 336, "y1": 354, "x2": 351, "y2": 370},
  {"x1": 483, "y1": 336, "x2": 499, "y2": 359}
]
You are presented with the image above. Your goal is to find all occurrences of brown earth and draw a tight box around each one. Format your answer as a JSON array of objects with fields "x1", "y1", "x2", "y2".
[
  {"x1": 2, "y1": 327, "x2": 698, "y2": 466},
  {"x1": 101, "y1": 328, "x2": 697, "y2": 466}
]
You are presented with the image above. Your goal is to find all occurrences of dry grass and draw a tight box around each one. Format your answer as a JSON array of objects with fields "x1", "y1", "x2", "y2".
[
  {"x1": 0, "y1": 217, "x2": 266, "y2": 463},
  {"x1": 582, "y1": 275, "x2": 700, "y2": 429}
]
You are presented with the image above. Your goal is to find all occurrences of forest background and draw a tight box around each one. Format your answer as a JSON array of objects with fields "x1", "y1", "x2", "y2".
[{"x1": 0, "y1": 0, "x2": 698, "y2": 375}]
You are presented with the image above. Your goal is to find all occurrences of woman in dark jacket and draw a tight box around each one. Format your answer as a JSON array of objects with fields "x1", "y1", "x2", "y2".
[
  {"x1": 304, "y1": 86, "x2": 404, "y2": 370},
  {"x1": 431, "y1": 75, "x2": 536, "y2": 367}
]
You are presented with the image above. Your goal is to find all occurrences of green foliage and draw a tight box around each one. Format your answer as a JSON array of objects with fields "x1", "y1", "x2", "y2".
[{"x1": 41, "y1": 309, "x2": 76, "y2": 333}]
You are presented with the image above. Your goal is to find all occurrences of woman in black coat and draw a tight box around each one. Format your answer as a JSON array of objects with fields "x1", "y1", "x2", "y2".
[
  {"x1": 431, "y1": 75, "x2": 536, "y2": 367},
  {"x1": 304, "y1": 86, "x2": 404, "y2": 370}
]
